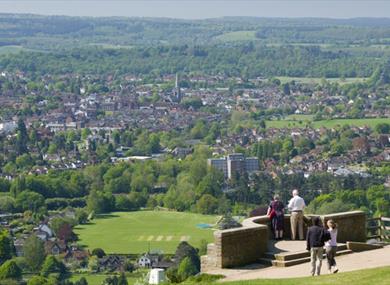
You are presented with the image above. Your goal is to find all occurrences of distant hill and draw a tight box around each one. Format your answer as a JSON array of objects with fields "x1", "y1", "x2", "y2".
[{"x1": 1, "y1": 14, "x2": 390, "y2": 51}]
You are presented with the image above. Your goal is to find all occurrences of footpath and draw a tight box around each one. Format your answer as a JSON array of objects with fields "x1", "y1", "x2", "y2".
[{"x1": 204, "y1": 246, "x2": 390, "y2": 282}]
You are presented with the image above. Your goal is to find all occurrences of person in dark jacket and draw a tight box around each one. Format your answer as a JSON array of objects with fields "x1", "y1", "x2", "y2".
[
  {"x1": 267, "y1": 194, "x2": 285, "y2": 240},
  {"x1": 306, "y1": 217, "x2": 330, "y2": 276}
]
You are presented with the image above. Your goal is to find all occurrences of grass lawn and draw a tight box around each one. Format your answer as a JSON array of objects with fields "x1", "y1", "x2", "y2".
[
  {"x1": 74, "y1": 211, "x2": 219, "y2": 254},
  {"x1": 266, "y1": 117, "x2": 389, "y2": 129},
  {"x1": 71, "y1": 270, "x2": 146, "y2": 285},
  {"x1": 215, "y1": 31, "x2": 257, "y2": 42},
  {"x1": 0, "y1": 45, "x2": 24, "y2": 55},
  {"x1": 216, "y1": 266, "x2": 390, "y2": 285}
]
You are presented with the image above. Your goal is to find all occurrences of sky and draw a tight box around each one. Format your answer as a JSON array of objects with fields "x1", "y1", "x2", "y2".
[{"x1": 0, "y1": 0, "x2": 390, "y2": 19}]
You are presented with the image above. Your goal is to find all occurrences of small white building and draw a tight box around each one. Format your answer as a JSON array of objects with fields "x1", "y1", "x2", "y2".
[{"x1": 148, "y1": 269, "x2": 165, "y2": 285}]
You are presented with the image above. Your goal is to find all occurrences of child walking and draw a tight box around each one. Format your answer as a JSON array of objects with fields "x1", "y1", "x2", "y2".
[{"x1": 325, "y1": 219, "x2": 339, "y2": 274}]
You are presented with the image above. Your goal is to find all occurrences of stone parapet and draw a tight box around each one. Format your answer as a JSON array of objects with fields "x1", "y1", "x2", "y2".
[{"x1": 201, "y1": 210, "x2": 366, "y2": 271}]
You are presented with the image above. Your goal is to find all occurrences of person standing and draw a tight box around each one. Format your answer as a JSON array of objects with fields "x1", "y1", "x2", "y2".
[
  {"x1": 325, "y1": 219, "x2": 339, "y2": 274},
  {"x1": 267, "y1": 194, "x2": 285, "y2": 240},
  {"x1": 288, "y1": 189, "x2": 306, "y2": 240},
  {"x1": 306, "y1": 216, "x2": 328, "y2": 276}
]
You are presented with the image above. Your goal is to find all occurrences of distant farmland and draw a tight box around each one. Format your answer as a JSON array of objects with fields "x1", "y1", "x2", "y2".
[{"x1": 74, "y1": 211, "x2": 219, "y2": 254}]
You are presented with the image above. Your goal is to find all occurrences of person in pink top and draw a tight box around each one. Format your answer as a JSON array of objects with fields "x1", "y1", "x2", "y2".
[{"x1": 325, "y1": 219, "x2": 339, "y2": 274}]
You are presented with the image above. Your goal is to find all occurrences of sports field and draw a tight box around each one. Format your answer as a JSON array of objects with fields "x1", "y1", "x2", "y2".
[
  {"x1": 215, "y1": 30, "x2": 257, "y2": 42},
  {"x1": 266, "y1": 117, "x2": 389, "y2": 129},
  {"x1": 74, "y1": 211, "x2": 219, "y2": 254}
]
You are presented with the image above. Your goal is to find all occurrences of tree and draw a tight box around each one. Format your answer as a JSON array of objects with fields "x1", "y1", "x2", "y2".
[
  {"x1": 196, "y1": 194, "x2": 218, "y2": 215},
  {"x1": 0, "y1": 260, "x2": 22, "y2": 280},
  {"x1": 23, "y1": 235, "x2": 46, "y2": 272},
  {"x1": 27, "y1": 275, "x2": 49, "y2": 285},
  {"x1": 174, "y1": 241, "x2": 200, "y2": 272},
  {"x1": 91, "y1": 248, "x2": 106, "y2": 258},
  {"x1": 0, "y1": 230, "x2": 13, "y2": 264},
  {"x1": 50, "y1": 218, "x2": 75, "y2": 242},
  {"x1": 40, "y1": 255, "x2": 67, "y2": 279},
  {"x1": 74, "y1": 277, "x2": 88, "y2": 285},
  {"x1": 177, "y1": 257, "x2": 198, "y2": 281},
  {"x1": 375, "y1": 123, "x2": 390, "y2": 134},
  {"x1": 87, "y1": 190, "x2": 114, "y2": 214},
  {"x1": 0, "y1": 197, "x2": 15, "y2": 213},
  {"x1": 118, "y1": 272, "x2": 128, "y2": 285},
  {"x1": 282, "y1": 83, "x2": 290, "y2": 95},
  {"x1": 15, "y1": 191, "x2": 45, "y2": 213},
  {"x1": 16, "y1": 118, "x2": 28, "y2": 155}
]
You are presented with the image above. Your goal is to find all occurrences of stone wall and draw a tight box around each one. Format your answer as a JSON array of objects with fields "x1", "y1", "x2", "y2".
[
  {"x1": 322, "y1": 211, "x2": 366, "y2": 243},
  {"x1": 201, "y1": 210, "x2": 367, "y2": 271},
  {"x1": 201, "y1": 216, "x2": 268, "y2": 270}
]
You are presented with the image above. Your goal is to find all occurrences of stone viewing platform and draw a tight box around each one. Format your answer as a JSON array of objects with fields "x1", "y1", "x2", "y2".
[
  {"x1": 201, "y1": 211, "x2": 378, "y2": 271},
  {"x1": 201, "y1": 210, "x2": 390, "y2": 281}
]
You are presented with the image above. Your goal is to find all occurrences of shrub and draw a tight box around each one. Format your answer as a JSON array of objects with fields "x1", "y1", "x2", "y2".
[
  {"x1": 40, "y1": 255, "x2": 67, "y2": 279},
  {"x1": 217, "y1": 214, "x2": 242, "y2": 230},
  {"x1": 91, "y1": 248, "x2": 106, "y2": 258},
  {"x1": 177, "y1": 257, "x2": 198, "y2": 281},
  {"x1": 0, "y1": 260, "x2": 22, "y2": 280},
  {"x1": 27, "y1": 275, "x2": 48, "y2": 285}
]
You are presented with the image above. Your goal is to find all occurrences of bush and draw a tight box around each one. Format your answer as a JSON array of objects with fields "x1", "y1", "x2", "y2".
[
  {"x1": 27, "y1": 275, "x2": 48, "y2": 285},
  {"x1": 166, "y1": 267, "x2": 180, "y2": 283},
  {"x1": 40, "y1": 255, "x2": 67, "y2": 279},
  {"x1": 198, "y1": 239, "x2": 208, "y2": 256},
  {"x1": 174, "y1": 241, "x2": 200, "y2": 272},
  {"x1": 217, "y1": 214, "x2": 242, "y2": 230},
  {"x1": 177, "y1": 257, "x2": 198, "y2": 281},
  {"x1": 91, "y1": 248, "x2": 106, "y2": 258},
  {"x1": 186, "y1": 273, "x2": 224, "y2": 283},
  {"x1": 0, "y1": 260, "x2": 22, "y2": 280}
]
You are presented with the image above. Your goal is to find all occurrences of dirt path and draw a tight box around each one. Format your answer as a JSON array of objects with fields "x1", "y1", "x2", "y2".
[{"x1": 205, "y1": 246, "x2": 390, "y2": 282}]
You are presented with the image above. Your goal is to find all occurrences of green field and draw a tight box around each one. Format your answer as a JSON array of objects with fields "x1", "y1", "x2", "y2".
[
  {"x1": 266, "y1": 117, "x2": 389, "y2": 129},
  {"x1": 276, "y1": 76, "x2": 367, "y2": 85},
  {"x1": 71, "y1": 270, "x2": 146, "y2": 285},
  {"x1": 216, "y1": 31, "x2": 257, "y2": 42},
  {"x1": 0, "y1": 45, "x2": 24, "y2": 55},
  {"x1": 74, "y1": 211, "x2": 219, "y2": 254}
]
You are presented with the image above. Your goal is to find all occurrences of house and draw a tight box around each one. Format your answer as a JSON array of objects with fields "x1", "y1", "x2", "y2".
[
  {"x1": 98, "y1": 255, "x2": 124, "y2": 272},
  {"x1": 34, "y1": 223, "x2": 54, "y2": 241},
  {"x1": 138, "y1": 255, "x2": 152, "y2": 268},
  {"x1": 64, "y1": 245, "x2": 89, "y2": 263},
  {"x1": 44, "y1": 240, "x2": 68, "y2": 255},
  {"x1": 138, "y1": 253, "x2": 160, "y2": 268}
]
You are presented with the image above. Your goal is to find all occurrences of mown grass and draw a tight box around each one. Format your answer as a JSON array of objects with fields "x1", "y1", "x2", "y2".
[
  {"x1": 266, "y1": 117, "x2": 389, "y2": 129},
  {"x1": 74, "y1": 211, "x2": 219, "y2": 254},
  {"x1": 218, "y1": 266, "x2": 390, "y2": 285},
  {"x1": 70, "y1": 270, "x2": 146, "y2": 285}
]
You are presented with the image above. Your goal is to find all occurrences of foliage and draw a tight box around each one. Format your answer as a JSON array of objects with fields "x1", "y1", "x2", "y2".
[
  {"x1": 0, "y1": 260, "x2": 22, "y2": 280},
  {"x1": 40, "y1": 255, "x2": 67, "y2": 279},
  {"x1": 217, "y1": 214, "x2": 242, "y2": 230},
  {"x1": 91, "y1": 248, "x2": 106, "y2": 258},
  {"x1": 23, "y1": 235, "x2": 46, "y2": 272},
  {"x1": 177, "y1": 257, "x2": 198, "y2": 282},
  {"x1": 0, "y1": 231, "x2": 13, "y2": 264}
]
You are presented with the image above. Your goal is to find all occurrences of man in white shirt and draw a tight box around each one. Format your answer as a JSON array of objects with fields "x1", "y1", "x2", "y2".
[{"x1": 288, "y1": 189, "x2": 306, "y2": 240}]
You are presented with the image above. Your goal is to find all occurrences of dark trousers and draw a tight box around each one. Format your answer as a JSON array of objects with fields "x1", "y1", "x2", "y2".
[{"x1": 326, "y1": 246, "x2": 337, "y2": 270}]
